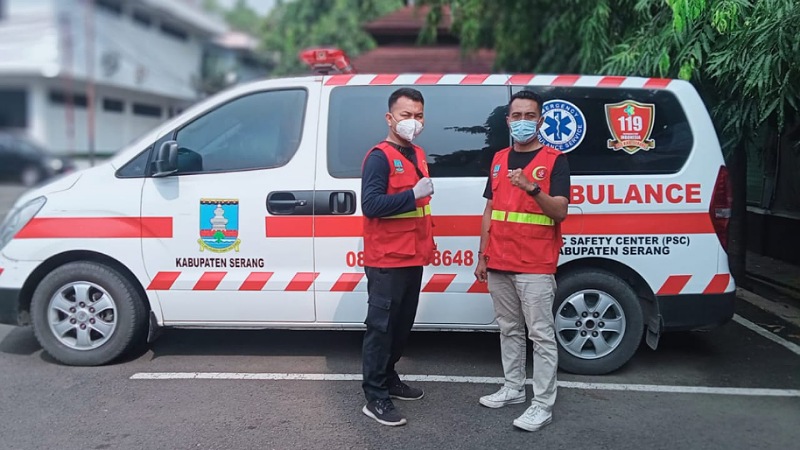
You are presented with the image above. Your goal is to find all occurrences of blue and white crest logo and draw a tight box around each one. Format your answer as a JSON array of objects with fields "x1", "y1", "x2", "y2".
[
  {"x1": 492, "y1": 164, "x2": 501, "y2": 178},
  {"x1": 538, "y1": 100, "x2": 586, "y2": 153},
  {"x1": 198, "y1": 199, "x2": 241, "y2": 252},
  {"x1": 393, "y1": 159, "x2": 404, "y2": 173}
]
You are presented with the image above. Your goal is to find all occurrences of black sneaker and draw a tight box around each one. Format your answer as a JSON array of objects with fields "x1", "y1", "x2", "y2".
[
  {"x1": 362, "y1": 398, "x2": 407, "y2": 426},
  {"x1": 389, "y1": 380, "x2": 424, "y2": 401}
]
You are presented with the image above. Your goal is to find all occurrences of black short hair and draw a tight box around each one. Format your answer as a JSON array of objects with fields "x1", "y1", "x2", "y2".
[
  {"x1": 388, "y1": 87, "x2": 424, "y2": 110},
  {"x1": 508, "y1": 90, "x2": 544, "y2": 114}
]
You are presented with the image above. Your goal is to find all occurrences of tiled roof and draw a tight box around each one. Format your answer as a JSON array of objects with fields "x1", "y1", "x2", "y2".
[
  {"x1": 364, "y1": 5, "x2": 452, "y2": 36},
  {"x1": 352, "y1": 46, "x2": 496, "y2": 73}
]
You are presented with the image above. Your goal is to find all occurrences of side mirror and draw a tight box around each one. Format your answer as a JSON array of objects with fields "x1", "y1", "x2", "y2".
[{"x1": 152, "y1": 140, "x2": 178, "y2": 177}]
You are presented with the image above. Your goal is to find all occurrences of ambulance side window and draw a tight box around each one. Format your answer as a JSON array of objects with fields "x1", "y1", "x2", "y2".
[
  {"x1": 327, "y1": 85, "x2": 509, "y2": 178},
  {"x1": 115, "y1": 147, "x2": 152, "y2": 178},
  {"x1": 172, "y1": 89, "x2": 307, "y2": 175},
  {"x1": 513, "y1": 87, "x2": 693, "y2": 175}
]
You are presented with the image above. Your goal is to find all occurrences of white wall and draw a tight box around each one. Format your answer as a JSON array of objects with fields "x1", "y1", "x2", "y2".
[
  {"x1": 2, "y1": 0, "x2": 212, "y2": 100},
  {"x1": 40, "y1": 81, "x2": 187, "y2": 154},
  {"x1": 1, "y1": 0, "x2": 217, "y2": 154},
  {"x1": 0, "y1": 0, "x2": 59, "y2": 76},
  {"x1": 53, "y1": 0, "x2": 206, "y2": 100}
]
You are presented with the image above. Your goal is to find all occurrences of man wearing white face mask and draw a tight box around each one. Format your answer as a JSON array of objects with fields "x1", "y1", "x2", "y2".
[
  {"x1": 360, "y1": 87, "x2": 435, "y2": 427},
  {"x1": 474, "y1": 90, "x2": 570, "y2": 432}
]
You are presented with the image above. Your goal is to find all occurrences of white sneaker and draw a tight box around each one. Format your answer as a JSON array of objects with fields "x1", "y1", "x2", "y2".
[
  {"x1": 513, "y1": 404, "x2": 552, "y2": 431},
  {"x1": 479, "y1": 386, "x2": 526, "y2": 408}
]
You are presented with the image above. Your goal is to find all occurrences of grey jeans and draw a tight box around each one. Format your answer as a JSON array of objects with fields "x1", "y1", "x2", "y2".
[{"x1": 488, "y1": 271, "x2": 558, "y2": 411}]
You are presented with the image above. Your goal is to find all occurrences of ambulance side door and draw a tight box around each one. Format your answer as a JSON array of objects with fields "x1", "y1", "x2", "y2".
[
  {"x1": 313, "y1": 79, "x2": 509, "y2": 326},
  {"x1": 140, "y1": 83, "x2": 321, "y2": 325}
]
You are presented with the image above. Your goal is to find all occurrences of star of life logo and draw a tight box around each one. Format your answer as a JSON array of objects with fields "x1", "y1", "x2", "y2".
[{"x1": 538, "y1": 100, "x2": 586, "y2": 153}]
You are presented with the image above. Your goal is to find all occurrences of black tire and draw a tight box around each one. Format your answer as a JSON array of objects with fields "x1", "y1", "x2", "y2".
[
  {"x1": 553, "y1": 269, "x2": 643, "y2": 375},
  {"x1": 30, "y1": 261, "x2": 148, "y2": 366}
]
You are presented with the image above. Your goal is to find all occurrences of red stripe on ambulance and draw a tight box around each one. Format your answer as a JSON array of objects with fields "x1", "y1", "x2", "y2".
[
  {"x1": 370, "y1": 74, "x2": 398, "y2": 85},
  {"x1": 415, "y1": 74, "x2": 444, "y2": 84},
  {"x1": 597, "y1": 76, "x2": 626, "y2": 87},
  {"x1": 552, "y1": 75, "x2": 580, "y2": 86},
  {"x1": 285, "y1": 272, "x2": 319, "y2": 291},
  {"x1": 657, "y1": 274, "x2": 732, "y2": 296},
  {"x1": 703, "y1": 274, "x2": 731, "y2": 294},
  {"x1": 507, "y1": 74, "x2": 535, "y2": 85},
  {"x1": 266, "y1": 213, "x2": 713, "y2": 238},
  {"x1": 461, "y1": 74, "x2": 490, "y2": 84},
  {"x1": 147, "y1": 272, "x2": 181, "y2": 290},
  {"x1": 239, "y1": 272, "x2": 274, "y2": 291},
  {"x1": 324, "y1": 74, "x2": 355, "y2": 85},
  {"x1": 467, "y1": 280, "x2": 489, "y2": 294},
  {"x1": 644, "y1": 78, "x2": 672, "y2": 88},
  {"x1": 657, "y1": 275, "x2": 692, "y2": 295},
  {"x1": 422, "y1": 274, "x2": 457, "y2": 293},
  {"x1": 331, "y1": 273, "x2": 366, "y2": 292},
  {"x1": 323, "y1": 74, "x2": 674, "y2": 88},
  {"x1": 145, "y1": 272, "x2": 732, "y2": 295},
  {"x1": 193, "y1": 272, "x2": 226, "y2": 291},
  {"x1": 16, "y1": 217, "x2": 172, "y2": 238},
  {"x1": 573, "y1": 213, "x2": 714, "y2": 235}
]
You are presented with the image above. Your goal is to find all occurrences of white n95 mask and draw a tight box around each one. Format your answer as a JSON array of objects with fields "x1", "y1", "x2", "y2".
[{"x1": 394, "y1": 118, "x2": 424, "y2": 142}]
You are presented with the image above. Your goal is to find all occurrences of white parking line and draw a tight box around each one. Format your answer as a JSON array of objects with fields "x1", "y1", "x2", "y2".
[
  {"x1": 733, "y1": 314, "x2": 800, "y2": 356},
  {"x1": 129, "y1": 373, "x2": 800, "y2": 398}
]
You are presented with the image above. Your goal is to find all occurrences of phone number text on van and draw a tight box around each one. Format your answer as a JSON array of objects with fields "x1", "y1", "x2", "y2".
[{"x1": 346, "y1": 250, "x2": 475, "y2": 268}]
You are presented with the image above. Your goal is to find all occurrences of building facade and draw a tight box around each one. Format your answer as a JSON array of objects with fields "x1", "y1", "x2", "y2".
[{"x1": 0, "y1": 0, "x2": 226, "y2": 156}]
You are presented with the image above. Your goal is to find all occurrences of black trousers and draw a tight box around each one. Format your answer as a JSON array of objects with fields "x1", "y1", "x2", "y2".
[{"x1": 362, "y1": 265, "x2": 424, "y2": 402}]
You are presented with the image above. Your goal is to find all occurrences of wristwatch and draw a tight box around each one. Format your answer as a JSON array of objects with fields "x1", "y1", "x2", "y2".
[{"x1": 528, "y1": 182, "x2": 542, "y2": 197}]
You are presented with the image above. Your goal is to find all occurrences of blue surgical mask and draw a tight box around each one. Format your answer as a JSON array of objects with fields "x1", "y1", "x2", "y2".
[{"x1": 509, "y1": 120, "x2": 540, "y2": 144}]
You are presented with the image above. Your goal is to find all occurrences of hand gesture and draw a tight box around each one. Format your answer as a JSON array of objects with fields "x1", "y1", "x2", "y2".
[
  {"x1": 508, "y1": 168, "x2": 533, "y2": 192},
  {"x1": 412, "y1": 177, "x2": 434, "y2": 199}
]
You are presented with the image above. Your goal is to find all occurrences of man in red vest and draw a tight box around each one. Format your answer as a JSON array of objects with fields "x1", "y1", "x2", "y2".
[
  {"x1": 360, "y1": 88, "x2": 435, "y2": 427},
  {"x1": 474, "y1": 90, "x2": 570, "y2": 432}
]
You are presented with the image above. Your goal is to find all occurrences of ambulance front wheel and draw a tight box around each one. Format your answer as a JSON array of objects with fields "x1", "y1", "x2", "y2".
[
  {"x1": 553, "y1": 269, "x2": 644, "y2": 375},
  {"x1": 30, "y1": 261, "x2": 148, "y2": 366}
]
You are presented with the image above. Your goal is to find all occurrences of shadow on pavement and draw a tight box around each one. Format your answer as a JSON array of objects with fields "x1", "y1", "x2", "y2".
[{"x1": 0, "y1": 325, "x2": 41, "y2": 356}]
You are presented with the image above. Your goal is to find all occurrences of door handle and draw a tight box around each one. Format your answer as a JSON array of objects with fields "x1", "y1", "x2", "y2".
[
  {"x1": 330, "y1": 191, "x2": 356, "y2": 215},
  {"x1": 267, "y1": 191, "x2": 313, "y2": 215},
  {"x1": 269, "y1": 199, "x2": 307, "y2": 207}
]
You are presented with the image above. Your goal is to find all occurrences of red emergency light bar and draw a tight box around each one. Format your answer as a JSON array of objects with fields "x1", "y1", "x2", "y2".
[{"x1": 299, "y1": 47, "x2": 355, "y2": 75}]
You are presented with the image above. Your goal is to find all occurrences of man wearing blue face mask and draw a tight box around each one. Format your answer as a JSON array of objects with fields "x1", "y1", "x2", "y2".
[{"x1": 474, "y1": 90, "x2": 570, "y2": 432}]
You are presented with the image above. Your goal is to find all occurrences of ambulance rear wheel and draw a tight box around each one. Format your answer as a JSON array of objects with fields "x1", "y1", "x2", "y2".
[
  {"x1": 554, "y1": 269, "x2": 643, "y2": 375},
  {"x1": 31, "y1": 261, "x2": 147, "y2": 366}
]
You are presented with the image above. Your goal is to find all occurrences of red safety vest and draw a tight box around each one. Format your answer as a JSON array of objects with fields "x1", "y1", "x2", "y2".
[
  {"x1": 485, "y1": 146, "x2": 563, "y2": 274},
  {"x1": 363, "y1": 141, "x2": 435, "y2": 268}
]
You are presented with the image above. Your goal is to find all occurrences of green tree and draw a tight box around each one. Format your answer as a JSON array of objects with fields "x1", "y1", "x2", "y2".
[
  {"x1": 225, "y1": 0, "x2": 263, "y2": 34},
  {"x1": 203, "y1": 0, "x2": 264, "y2": 34},
  {"x1": 202, "y1": 0, "x2": 224, "y2": 14},
  {"x1": 602, "y1": 0, "x2": 799, "y2": 286},
  {"x1": 263, "y1": 0, "x2": 404, "y2": 76},
  {"x1": 423, "y1": 0, "x2": 800, "y2": 283}
]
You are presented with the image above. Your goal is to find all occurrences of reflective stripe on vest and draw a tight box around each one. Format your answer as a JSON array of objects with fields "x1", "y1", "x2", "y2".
[
  {"x1": 491, "y1": 209, "x2": 554, "y2": 226},
  {"x1": 386, "y1": 204, "x2": 432, "y2": 219}
]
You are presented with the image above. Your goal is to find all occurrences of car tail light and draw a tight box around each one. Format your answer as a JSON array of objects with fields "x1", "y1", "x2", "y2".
[{"x1": 710, "y1": 165, "x2": 732, "y2": 252}]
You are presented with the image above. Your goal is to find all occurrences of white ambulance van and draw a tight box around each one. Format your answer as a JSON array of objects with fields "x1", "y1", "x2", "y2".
[{"x1": 0, "y1": 72, "x2": 734, "y2": 375}]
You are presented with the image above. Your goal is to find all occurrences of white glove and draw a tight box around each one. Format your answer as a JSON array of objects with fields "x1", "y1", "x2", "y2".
[{"x1": 412, "y1": 177, "x2": 434, "y2": 199}]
